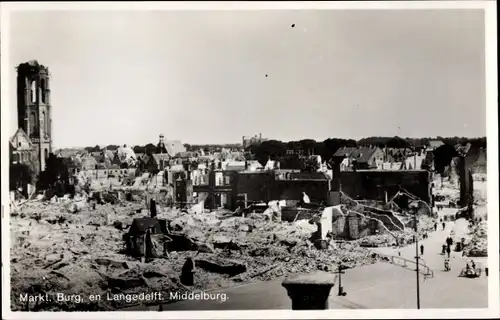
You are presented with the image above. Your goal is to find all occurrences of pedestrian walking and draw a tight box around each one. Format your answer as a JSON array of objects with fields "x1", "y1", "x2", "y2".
[
  {"x1": 471, "y1": 260, "x2": 476, "y2": 270},
  {"x1": 442, "y1": 222, "x2": 446, "y2": 230},
  {"x1": 485, "y1": 267, "x2": 489, "y2": 277},
  {"x1": 434, "y1": 222, "x2": 438, "y2": 231},
  {"x1": 446, "y1": 245, "x2": 451, "y2": 258},
  {"x1": 420, "y1": 244, "x2": 424, "y2": 255}
]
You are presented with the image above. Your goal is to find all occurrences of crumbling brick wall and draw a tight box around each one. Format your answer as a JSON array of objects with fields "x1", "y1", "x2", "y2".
[
  {"x1": 336, "y1": 170, "x2": 431, "y2": 204},
  {"x1": 236, "y1": 172, "x2": 274, "y2": 203}
]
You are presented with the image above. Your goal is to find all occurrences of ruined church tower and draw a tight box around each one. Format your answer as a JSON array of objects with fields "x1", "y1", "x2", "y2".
[{"x1": 16, "y1": 60, "x2": 52, "y2": 172}]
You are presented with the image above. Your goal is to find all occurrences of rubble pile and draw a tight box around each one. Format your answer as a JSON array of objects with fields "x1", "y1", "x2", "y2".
[
  {"x1": 10, "y1": 179, "x2": 456, "y2": 311},
  {"x1": 464, "y1": 221, "x2": 487, "y2": 257},
  {"x1": 10, "y1": 193, "x2": 381, "y2": 311}
]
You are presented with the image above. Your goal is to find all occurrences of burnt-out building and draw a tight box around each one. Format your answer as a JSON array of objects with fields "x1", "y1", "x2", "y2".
[
  {"x1": 334, "y1": 169, "x2": 432, "y2": 204},
  {"x1": 192, "y1": 169, "x2": 239, "y2": 210},
  {"x1": 236, "y1": 171, "x2": 330, "y2": 207}
]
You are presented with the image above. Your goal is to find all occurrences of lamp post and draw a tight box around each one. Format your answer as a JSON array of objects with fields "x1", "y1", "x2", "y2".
[
  {"x1": 334, "y1": 262, "x2": 347, "y2": 296},
  {"x1": 412, "y1": 205, "x2": 421, "y2": 309}
]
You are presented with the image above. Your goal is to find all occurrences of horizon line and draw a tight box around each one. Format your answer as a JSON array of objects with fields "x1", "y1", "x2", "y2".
[{"x1": 52, "y1": 134, "x2": 487, "y2": 150}]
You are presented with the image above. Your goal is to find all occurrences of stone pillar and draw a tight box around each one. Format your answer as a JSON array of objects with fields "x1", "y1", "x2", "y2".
[{"x1": 282, "y1": 272, "x2": 336, "y2": 310}]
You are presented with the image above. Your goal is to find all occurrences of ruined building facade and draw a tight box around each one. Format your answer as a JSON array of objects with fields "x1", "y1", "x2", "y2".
[{"x1": 16, "y1": 60, "x2": 52, "y2": 173}]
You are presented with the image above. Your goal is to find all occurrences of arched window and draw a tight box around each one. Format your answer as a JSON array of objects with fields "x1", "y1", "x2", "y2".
[
  {"x1": 31, "y1": 80, "x2": 37, "y2": 103},
  {"x1": 40, "y1": 79, "x2": 46, "y2": 103}
]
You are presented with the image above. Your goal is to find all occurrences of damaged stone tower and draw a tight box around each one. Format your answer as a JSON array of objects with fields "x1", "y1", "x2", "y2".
[{"x1": 16, "y1": 60, "x2": 53, "y2": 173}]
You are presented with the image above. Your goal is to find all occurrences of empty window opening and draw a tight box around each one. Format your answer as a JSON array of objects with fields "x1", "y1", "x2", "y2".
[{"x1": 31, "y1": 81, "x2": 36, "y2": 103}]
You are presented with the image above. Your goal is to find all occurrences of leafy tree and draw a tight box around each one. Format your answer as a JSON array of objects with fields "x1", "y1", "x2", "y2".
[
  {"x1": 432, "y1": 144, "x2": 459, "y2": 174},
  {"x1": 250, "y1": 140, "x2": 287, "y2": 166},
  {"x1": 302, "y1": 156, "x2": 320, "y2": 172},
  {"x1": 145, "y1": 143, "x2": 156, "y2": 155},
  {"x1": 133, "y1": 145, "x2": 146, "y2": 154},
  {"x1": 84, "y1": 145, "x2": 101, "y2": 153},
  {"x1": 10, "y1": 163, "x2": 35, "y2": 193},
  {"x1": 386, "y1": 136, "x2": 412, "y2": 149},
  {"x1": 106, "y1": 145, "x2": 120, "y2": 150},
  {"x1": 36, "y1": 153, "x2": 71, "y2": 195}
]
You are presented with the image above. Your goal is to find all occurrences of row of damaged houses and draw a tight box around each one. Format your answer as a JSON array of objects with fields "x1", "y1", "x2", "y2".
[{"x1": 55, "y1": 134, "x2": 251, "y2": 175}]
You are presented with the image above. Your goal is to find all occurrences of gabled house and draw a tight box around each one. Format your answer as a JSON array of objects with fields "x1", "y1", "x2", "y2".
[
  {"x1": 10, "y1": 128, "x2": 37, "y2": 169},
  {"x1": 152, "y1": 153, "x2": 170, "y2": 170},
  {"x1": 137, "y1": 153, "x2": 159, "y2": 173},
  {"x1": 80, "y1": 155, "x2": 98, "y2": 170},
  {"x1": 333, "y1": 146, "x2": 384, "y2": 170},
  {"x1": 165, "y1": 140, "x2": 186, "y2": 158}
]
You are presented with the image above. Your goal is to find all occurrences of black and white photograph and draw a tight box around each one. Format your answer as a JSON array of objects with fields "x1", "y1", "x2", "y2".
[{"x1": 1, "y1": 1, "x2": 498, "y2": 318}]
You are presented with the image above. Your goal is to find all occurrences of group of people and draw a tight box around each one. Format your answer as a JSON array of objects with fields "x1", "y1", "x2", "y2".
[
  {"x1": 434, "y1": 219, "x2": 446, "y2": 232},
  {"x1": 441, "y1": 235, "x2": 454, "y2": 258},
  {"x1": 462, "y1": 259, "x2": 482, "y2": 277}
]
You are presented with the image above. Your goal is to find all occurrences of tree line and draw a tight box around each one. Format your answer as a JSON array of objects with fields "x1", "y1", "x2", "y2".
[
  {"x1": 247, "y1": 136, "x2": 486, "y2": 167},
  {"x1": 83, "y1": 136, "x2": 486, "y2": 156}
]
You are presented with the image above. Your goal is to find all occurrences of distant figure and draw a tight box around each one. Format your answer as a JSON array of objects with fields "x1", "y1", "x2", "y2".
[
  {"x1": 180, "y1": 257, "x2": 195, "y2": 286},
  {"x1": 442, "y1": 222, "x2": 446, "y2": 230},
  {"x1": 434, "y1": 222, "x2": 438, "y2": 231},
  {"x1": 442, "y1": 244, "x2": 447, "y2": 255},
  {"x1": 420, "y1": 244, "x2": 424, "y2": 255},
  {"x1": 444, "y1": 258, "x2": 450, "y2": 271},
  {"x1": 471, "y1": 260, "x2": 476, "y2": 270},
  {"x1": 485, "y1": 267, "x2": 489, "y2": 277},
  {"x1": 446, "y1": 245, "x2": 451, "y2": 258}
]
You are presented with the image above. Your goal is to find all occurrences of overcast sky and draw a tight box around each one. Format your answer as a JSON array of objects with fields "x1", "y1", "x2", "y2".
[{"x1": 7, "y1": 9, "x2": 486, "y2": 148}]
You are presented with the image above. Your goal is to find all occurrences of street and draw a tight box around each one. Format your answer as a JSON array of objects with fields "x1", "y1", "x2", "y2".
[{"x1": 133, "y1": 212, "x2": 488, "y2": 311}]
